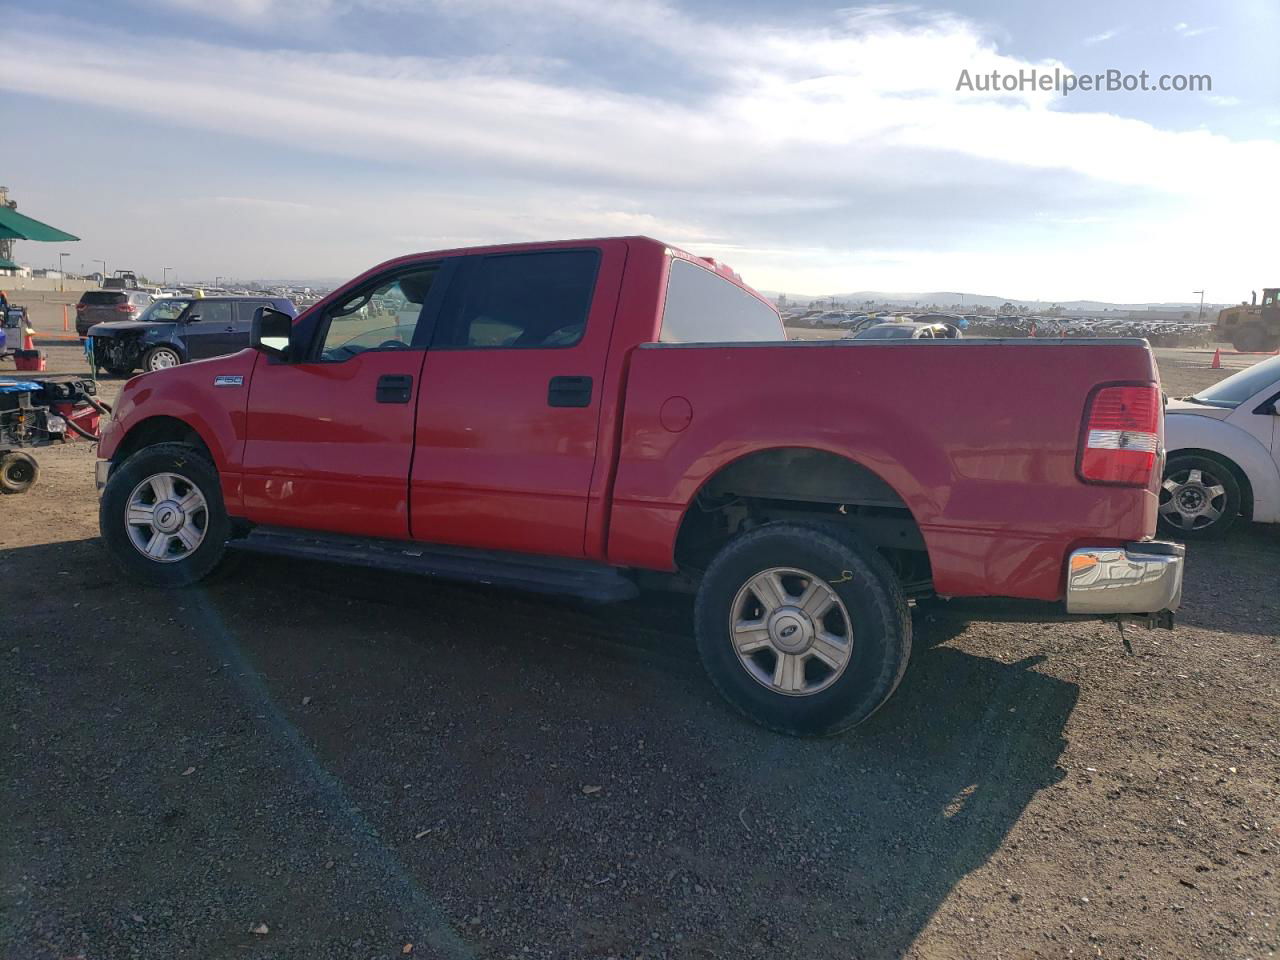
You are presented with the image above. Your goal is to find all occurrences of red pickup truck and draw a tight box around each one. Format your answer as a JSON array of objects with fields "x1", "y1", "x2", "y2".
[{"x1": 96, "y1": 237, "x2": 1184, "y2": 735}]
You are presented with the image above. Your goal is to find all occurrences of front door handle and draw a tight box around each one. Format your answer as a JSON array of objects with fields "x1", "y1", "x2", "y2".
[
  {"x1": 376, "y1": 373, "x2": 413, "y2": 404},
  {"x1": 548, "y1": 375, "x2": 592, "y2": 408}
]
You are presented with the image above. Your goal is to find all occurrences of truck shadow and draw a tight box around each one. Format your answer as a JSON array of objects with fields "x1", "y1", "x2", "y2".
[{"x1": 4, "y1": 538, "x2": 1074, "y2": 960}]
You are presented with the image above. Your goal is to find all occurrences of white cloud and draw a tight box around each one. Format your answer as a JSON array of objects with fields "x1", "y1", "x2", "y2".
[
  {"x1": 1174, "y1": 21, "x2": 1216, "y2": 38},
  {"x1": 1083, "y1": 28, "x2": 1120, "y2": 45},
  {"x1": 134, "y1": 0, "x2": 339, "y2": 25},
  {"x1": 0, "y1": 3, "x2": 1274, "y2": 301}
]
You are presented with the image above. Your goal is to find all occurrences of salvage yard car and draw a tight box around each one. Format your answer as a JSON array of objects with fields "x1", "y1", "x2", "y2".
[
  {"x1": 1160, "y1": 354, "x2": 1280, "y2": 538},
  {"x1": 87, "y1": 295, "x2": 297, "y2": 375},
  {"x1": 74, "y1": 289, "x2": 154, "y2": 338},
  {"x1": 849, "y1": 321, "x2": 962, "y2": 340},
  {"x1": 94, "y1": 236, "x2": 1184, "y2": 735}
]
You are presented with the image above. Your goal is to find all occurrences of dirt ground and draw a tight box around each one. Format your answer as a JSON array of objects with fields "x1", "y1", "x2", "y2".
[{"x1": 2, "y1": 294, "x2": 1277, "y2": 960}]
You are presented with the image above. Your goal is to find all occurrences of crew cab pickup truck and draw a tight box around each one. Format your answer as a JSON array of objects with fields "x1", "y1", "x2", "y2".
[{"x1": 96, "y1": 237, "x2": 1184, "y2": 735}]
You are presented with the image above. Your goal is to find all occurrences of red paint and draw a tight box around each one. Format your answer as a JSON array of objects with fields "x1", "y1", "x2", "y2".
[{"x1": 101, "y1": 235, "x2": 1163, "y2": 604}]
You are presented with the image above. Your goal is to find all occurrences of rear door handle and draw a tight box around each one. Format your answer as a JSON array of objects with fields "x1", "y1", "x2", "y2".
[
  {"x1": 376, "y1": 373, "x2": 414, "y2": 404},
  {"x1": 548, "y1": 375, "x2": 592, "y2": 408}
]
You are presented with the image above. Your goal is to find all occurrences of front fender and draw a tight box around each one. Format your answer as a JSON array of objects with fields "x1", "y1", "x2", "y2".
[
  {"x1": 1165, "y1": 413, "x2": 1280, "y2": 523},
  {"x1": 100, "y1": 350, "x2": 259, "y2": 474}
]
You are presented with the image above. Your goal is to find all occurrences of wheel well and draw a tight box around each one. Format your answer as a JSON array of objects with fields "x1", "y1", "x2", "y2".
[
  {"x1": 673, "y1": 447, "x2": 931, "y2": 595},
  {"x1": 113, "y1": 416, "x2": 212, "y2": 466},
  {"x1": 1166, "y1": 448, "x2": 1253, "y2": 520}
]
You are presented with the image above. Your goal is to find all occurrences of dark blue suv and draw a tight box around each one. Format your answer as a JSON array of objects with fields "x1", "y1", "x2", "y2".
[{"x1": 87, "y1": 296, "x2": 297, "y2": 375}]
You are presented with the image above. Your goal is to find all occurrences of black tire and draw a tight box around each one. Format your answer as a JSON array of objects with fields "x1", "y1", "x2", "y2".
[
  {"x1": 694, "y1": 521, "x2": 911, "y2": 737},
  {"x1": 99, "y1": 442, "x2": 231, "y2": 587},
  {"x1": 143, "y1": 345, "x2": 183, "y2": 372},
  {"x1": 1158, "y1": 454, "x2": 1242, "y2": 540},
  {"x1": 0, "y1": 451, "x2": 39, "y2": 494}
]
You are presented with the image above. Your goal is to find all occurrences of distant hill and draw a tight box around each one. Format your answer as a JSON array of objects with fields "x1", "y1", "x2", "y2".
[{"x1": 764, "y1": 290, "x2": 1225, "y2": 312}]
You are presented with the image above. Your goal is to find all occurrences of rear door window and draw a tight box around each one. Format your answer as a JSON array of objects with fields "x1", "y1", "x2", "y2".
[
  {"x1": 659, "y1": 259, "x2": 782, "y2": 343},
  {"x1": 235, "y1": 301, "x2": 270, "y2": 328},
  {"x1": 433, "y1": 250, "x2": 599, "y2": 349}
]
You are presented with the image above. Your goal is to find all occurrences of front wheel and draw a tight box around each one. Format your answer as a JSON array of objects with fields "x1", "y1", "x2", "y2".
[
  {"x1": 1158, "y1": 454, "x2": 1241, "y2": 539},
  {"x1": 99, "y1": 442, "x2": 231, "y2": 586},
  {"x1": 694, "y1": 522, "x2": 911, "y2": 736},
  {"x1": 143, "y1": 345, "x2": 183, "y2": 372}
]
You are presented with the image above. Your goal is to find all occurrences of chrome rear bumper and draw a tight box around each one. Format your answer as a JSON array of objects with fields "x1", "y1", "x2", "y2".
[{"x1": 1065, "y1": 542, "x2": 1184, "y2": 616}]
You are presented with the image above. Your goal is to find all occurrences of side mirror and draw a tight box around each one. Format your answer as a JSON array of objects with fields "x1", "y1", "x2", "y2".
[
  {"x1": 186, "y1": 313, "x2": 201, "y2": 323},
  {"x1": 251, "y1": 306, "x2": 294, "y2": 360}
]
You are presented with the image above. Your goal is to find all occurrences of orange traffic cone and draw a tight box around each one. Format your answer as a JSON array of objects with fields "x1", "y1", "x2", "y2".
[
  {"x1": 1210, "y1": 348, "x2": 1222, "y2": 369},
  {"x1": 21, "y1": 324, "x2": 34, "y2": 351}
]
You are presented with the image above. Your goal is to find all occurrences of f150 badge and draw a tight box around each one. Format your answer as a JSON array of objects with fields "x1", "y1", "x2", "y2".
[{"x1": 213, "y1": 375, "x2": 244, "y2": 387}]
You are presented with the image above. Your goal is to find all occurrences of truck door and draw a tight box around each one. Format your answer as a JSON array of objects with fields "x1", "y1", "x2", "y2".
[
  {"x1": 410, "y1": 244, "x2": 625, "y2": 557},
  {"x1": 241, "y1": 260, "x2": 452, "y2": 539}
]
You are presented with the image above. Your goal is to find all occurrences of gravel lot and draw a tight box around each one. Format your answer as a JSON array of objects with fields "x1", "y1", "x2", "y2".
[{"x1": 2, "y1": 295, "x2": 1277, "y2": 959}]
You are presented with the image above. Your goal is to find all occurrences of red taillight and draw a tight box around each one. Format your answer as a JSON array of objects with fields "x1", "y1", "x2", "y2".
[
  {"x1": 115, "y1": 303, "x2": 136, "y2": 314},
  {"x1": 1079, "y1": 384, "x2": 1160, "y2": 486},
  {"x1": 76, "y1": 303, "x2": 87, "y2": 311}
]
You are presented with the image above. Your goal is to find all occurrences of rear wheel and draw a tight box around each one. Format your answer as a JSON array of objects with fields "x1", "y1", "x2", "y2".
[
  {"x1": 694, "y1": 522, "x2": 911, "y2": 736},
  {"x1": 143, "y1": 346, "x2": 183, "y2": 372},
  {"x1": 99, "y1": 442, "x2": 231, "y2": 586},
  {"x1": 1158, "y1": 454, "x2": 1241, "y2": 539},
  {"x1": 0, "y1": 451, "x2": 39, "y2": 494}
]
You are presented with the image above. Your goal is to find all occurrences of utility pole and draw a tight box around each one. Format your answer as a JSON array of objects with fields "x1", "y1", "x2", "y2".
[
  {"x1": 59, "y1": 252, "x2": 69, "y2": 292},
  {"x1": 1193, "y1": 290, "x2": 1205, "y2": 321}
]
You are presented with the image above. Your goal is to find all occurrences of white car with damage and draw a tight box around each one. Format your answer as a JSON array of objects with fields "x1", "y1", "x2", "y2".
[{"x1": 1161, "y1": 355, "x2": 1280, "y2": 538}]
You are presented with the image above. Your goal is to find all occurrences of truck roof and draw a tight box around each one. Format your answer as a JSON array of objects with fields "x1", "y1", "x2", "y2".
[{"x1": 346, "y1": 236, "x2": 775, "y2": 310}]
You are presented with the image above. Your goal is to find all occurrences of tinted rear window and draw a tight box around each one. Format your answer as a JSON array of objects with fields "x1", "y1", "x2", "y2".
[
  {"x1": 436, "y1": 250, "x2": 599, "y2": 348},
  {"x1": 659, "y1": 259, "x2": 782, "y2": 343},
  {"x1": 81, "y1": 292, "x2": 126, "y2": 305}
]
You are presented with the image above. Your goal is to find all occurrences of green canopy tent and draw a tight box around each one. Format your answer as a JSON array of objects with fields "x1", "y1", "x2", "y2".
[{"x1": 0, "y1": 205, "x2": 80, "y2": 275}]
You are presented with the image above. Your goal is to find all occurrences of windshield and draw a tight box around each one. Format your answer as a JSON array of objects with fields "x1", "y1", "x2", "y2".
[
  {"x1": 1192, "y1": 355, "x2": 1280, "y2": 408},
  {"x1": 138, "y1": 299, "x2": 193, "y2": 323}
]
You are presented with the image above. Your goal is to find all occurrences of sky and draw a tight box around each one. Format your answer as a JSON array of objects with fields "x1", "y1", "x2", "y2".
[{"x1": 0, "y1": 0, "x2": 1276, "y2": 302}]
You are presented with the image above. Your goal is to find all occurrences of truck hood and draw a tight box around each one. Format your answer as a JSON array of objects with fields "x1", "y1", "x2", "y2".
[{"x1": 1165, "y1": 398, "x2": 1233, "y2": 420}]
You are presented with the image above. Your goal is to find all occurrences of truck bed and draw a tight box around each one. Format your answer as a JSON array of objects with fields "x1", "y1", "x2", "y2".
[{"x1": 608, "y1": 338, "x2": 1162, "y2": 602}]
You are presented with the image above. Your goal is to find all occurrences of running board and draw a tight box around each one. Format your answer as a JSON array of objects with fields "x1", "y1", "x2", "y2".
[{"x1": 228, "y1": 527, "x2": 639, "y2": 603}]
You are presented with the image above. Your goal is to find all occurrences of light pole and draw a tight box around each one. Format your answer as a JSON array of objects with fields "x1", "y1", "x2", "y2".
[
  {"x1": 1194, "y1": 289, "x2": 1205, "y2": 321},
  {"x1": 59, "y1": 252, "x2": 69, "y2": 292},
  {"x1": 163, "y1": 266, "x2": 173, "y2": 287},
  {"x1": 94, "y1": 259, "x2": 106, "y2": 285}
]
